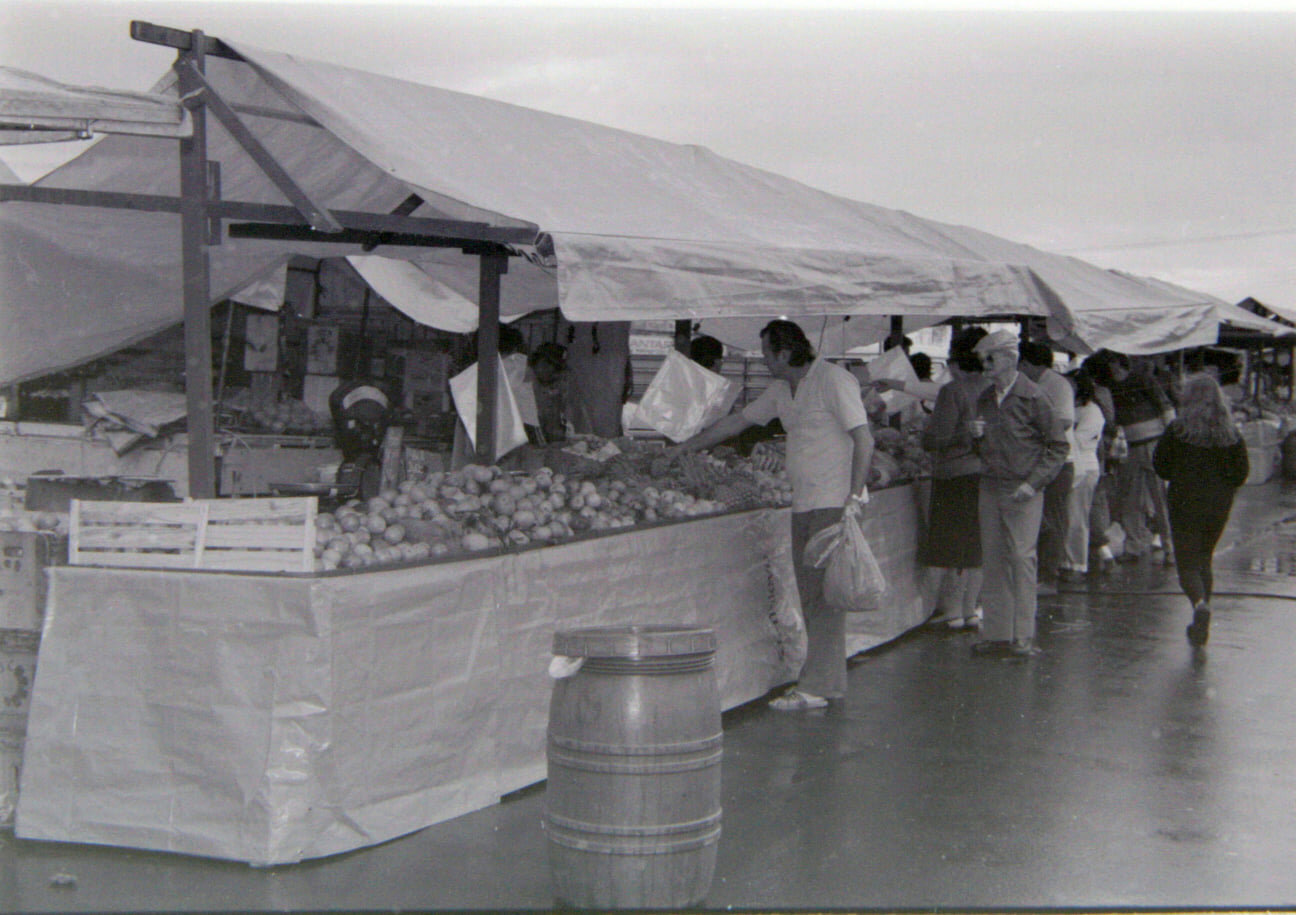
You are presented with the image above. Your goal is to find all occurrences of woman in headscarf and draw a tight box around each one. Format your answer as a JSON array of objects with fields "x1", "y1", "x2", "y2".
[{"x1": 1153, "y1": 374, "x2": 1250, "y2": 646}]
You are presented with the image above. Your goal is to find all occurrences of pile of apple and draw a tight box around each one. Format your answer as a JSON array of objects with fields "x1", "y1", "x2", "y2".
[{"x1": 313, "y1": 462, "x2": 733, "y2": 571}]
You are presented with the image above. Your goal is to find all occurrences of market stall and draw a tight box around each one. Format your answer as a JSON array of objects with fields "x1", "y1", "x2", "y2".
[
  {"x1": 3, "y1": 20, "x2": 1281, "y2": 869},
  {"x1": 15, "y1": 480, "x2": 925, "y2": 864}
]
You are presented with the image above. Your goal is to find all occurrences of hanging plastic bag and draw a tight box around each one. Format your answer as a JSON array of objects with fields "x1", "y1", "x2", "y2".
[
  {"x1": 633, "y1": 350, "x2": 740, "y2": 443},
  {"x1": 805, "y1": 509, "x2": 887, "y2": 612},
  {"x1": 864, "y1": 345, "x2": 920, "y2": 415},
  {"x1": 449, "y1": 358, "x2": 529, "y2": 458}
]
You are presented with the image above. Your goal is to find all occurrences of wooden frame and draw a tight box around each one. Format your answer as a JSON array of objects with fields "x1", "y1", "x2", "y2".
[{"x1": 1, "y1": 19, "x2": 530, "y2": 496}]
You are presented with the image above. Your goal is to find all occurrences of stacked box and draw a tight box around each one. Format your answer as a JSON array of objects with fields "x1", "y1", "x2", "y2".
[
  {"x1": 1, "y1": 627, "x2": 39, "y2": 826},
  {"x1": 402, "y1": 349, "x2": 449, "y2": 414},
  {"x1": 0, "y1": 531, "x2": 65, "y2": 631}
]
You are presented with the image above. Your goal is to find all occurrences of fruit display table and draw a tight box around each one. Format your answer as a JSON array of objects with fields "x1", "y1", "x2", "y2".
[{"x1": 14, "y1": 485, "x2": 926, "y2": 865}]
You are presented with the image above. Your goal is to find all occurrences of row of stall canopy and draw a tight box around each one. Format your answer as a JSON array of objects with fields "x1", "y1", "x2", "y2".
[{"x1": 1, "y1": 23, "x2": 1289, "y2": 462}]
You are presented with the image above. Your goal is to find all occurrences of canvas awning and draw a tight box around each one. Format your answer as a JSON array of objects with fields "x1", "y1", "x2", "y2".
[{"x1": 0, "y1": 36, "x2": 1281, "y2": 387}]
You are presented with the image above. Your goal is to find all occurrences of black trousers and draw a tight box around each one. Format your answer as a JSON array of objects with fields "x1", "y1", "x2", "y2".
[{"x1": 1167, "y1": 495, "x2": 1235, "y2": 607}]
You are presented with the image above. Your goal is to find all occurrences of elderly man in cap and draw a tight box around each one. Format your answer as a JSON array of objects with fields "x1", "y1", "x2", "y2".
[{"x1": 969, "y1": 331, "x2": 1069, "y2": 658}]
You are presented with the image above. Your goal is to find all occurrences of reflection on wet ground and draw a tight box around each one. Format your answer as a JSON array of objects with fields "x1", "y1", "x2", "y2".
[{"x1": 2, "y1": 483, "x2": 1295, "y2": 912}]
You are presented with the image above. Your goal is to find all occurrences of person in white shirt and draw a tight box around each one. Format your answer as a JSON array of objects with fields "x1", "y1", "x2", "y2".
[
  {"x1": 670, "y1": 320, "x2": 874, "y2": 711},
  {"x1": 1062, "y1": 371, "x2": 1106, "y2": 583}
]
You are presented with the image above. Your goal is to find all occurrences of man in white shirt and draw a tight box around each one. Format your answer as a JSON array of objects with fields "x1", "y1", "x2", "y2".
[{"x1": 671, "y1": 320, "x2": 874, "y2": 711}]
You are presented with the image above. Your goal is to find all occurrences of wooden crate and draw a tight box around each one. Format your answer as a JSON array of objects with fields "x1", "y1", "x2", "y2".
[{"x1": 70, "y1": 497, "x2": 317, "y2": 573}]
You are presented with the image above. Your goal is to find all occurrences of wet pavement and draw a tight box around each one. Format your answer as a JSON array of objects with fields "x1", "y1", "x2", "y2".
[{"x1": 3, "y1": 481, "x2": 1295, "y2": 912}]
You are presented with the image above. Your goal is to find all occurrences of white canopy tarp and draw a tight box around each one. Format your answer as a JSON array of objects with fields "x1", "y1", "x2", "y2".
[{"x1": 0, "y1": 41, "x2": 1279, "y2": 384}]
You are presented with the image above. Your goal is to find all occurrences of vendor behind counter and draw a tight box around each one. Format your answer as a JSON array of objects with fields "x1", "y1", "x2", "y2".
[{"x1": 328, "y1": 378, "x2": 393, "y2": 499}]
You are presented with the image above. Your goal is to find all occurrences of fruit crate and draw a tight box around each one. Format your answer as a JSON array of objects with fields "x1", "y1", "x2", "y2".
[{"x1": 69, "y1": 497, "x2": 318, "y2": 573}]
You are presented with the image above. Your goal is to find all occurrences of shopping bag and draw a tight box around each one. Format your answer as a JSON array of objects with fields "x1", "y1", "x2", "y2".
[
  {"x1": 864, "y1": 345, "x2": 920, "y2": 414},
  {"x1": 805, "y1": 511, "x2": 887, "y2": 612},
  {"x1": 633, "y1": 350, "x2": 739, "y2": 443},
  {"x1": 449, "y1": 359, "x2": 529, "y2": 458}
]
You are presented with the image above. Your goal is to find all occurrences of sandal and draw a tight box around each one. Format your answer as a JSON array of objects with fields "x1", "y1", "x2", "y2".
[{"x1": 769, "y1": 688, "x2": 829, "y2": 711}]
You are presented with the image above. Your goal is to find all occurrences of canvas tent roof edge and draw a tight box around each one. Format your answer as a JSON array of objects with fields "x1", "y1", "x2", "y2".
[{"x1": 1, "y1": 20, "x2": 1285, "y2": 388}]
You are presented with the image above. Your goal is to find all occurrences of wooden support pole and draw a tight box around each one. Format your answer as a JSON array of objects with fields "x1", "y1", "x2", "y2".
[
  {"x1": 674, "y1": 319, "x2": 693, "y2": 355},
  {"x1": 177, "y1": 34, "x2": 218, "y2": 498},
  {"x1": 475, "y1": 251, "x2": 508, "y2": 463},
  {"x1": 1289, "y1": 342, "x2": 1294, "y2": 402}
]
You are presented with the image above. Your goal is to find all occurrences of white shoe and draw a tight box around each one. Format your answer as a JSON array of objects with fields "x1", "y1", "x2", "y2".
[
  {"x1": 1151, "y1": 534, "x2": 1163, "y2": 550},
  {"x1": 949, "y1": 608, "x2": 983, "y2": 630},
  {"x1": 769, "y1": 688, "x2": 828, "y2": 711}
]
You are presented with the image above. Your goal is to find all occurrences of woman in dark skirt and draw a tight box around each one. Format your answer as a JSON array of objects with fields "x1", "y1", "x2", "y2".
[
  {"x1": 1153, "y1": 373, "x2": 1250, "y2": 646},
  {"x1": 919, "y1": 327, "x2": 990, "y2": 628}
]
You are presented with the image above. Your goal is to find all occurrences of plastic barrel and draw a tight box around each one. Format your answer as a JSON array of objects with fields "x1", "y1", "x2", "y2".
[{"x1": 545, "y1": 625, "x2": 722, "y2": 909}]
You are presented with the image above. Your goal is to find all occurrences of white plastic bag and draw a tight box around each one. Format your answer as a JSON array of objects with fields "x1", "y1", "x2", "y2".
[
  {"x1": 804, "y1": 510, "x2": 887, "y2": 612},
  {"x1": 633, "y1": 350, "x2": 739, "y2": 443},
  {"x1": 865, "y1": 345, "x2": 920, "y2": 414},
  {"x1": 450, "y1": 359, "x2": 529, "y2": 458}
]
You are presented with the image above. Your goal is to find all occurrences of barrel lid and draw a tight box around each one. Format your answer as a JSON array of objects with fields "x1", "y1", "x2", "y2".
[{"x1": 553, "y1": 625, "x2": 716, "y2": 659}]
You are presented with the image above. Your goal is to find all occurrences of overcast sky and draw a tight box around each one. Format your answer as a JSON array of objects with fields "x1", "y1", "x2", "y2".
[{"x1": 2, "y1": 0, "x2": 1294, "y2": 312}]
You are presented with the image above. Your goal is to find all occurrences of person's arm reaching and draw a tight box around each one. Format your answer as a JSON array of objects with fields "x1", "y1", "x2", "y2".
[
  {"x1": 846, "y1": 423, "x2": 875, "y2": 516},
  {"x1": 667, "y1": 412, "x2": 755, "y2": 459}
]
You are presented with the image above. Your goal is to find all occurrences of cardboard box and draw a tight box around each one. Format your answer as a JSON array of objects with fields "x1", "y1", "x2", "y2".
[
  {"x1": 1, "y1": 627, "x2": 40, "y2": 826},
  {"x1": 25, "y1": 476, "x2": 178, "y2": 512},
  {"x1": 0, "y1": 532, "x2": 65, "y2": 631}
]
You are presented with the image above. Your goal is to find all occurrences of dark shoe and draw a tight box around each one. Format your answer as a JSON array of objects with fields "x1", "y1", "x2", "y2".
[
  {"x1": 1009, "y1": 639, "x2": 1042, "y2": 658},
  {"x1": 971, "y1": 639, "x2": 1011, "y2": 658},
  {"x1": 1162, "y1": 552, "x2": 1176, "y2": 567},
  {"x1": 926, "y1": 609, "x2": 959, "y2": 627},
  {"x1": 1058, "y1": 570, "x2": 1087, "y2": 592},
  {"x1": 1186, "y1": 606, "x2": 1211, "y2": 646},
  {"x1": 1116, "y1": 551, "x2": 1141, "y2": 564},
  {"x1": 1088, "y1": 559, "x2": 1113, "y2": 577}
]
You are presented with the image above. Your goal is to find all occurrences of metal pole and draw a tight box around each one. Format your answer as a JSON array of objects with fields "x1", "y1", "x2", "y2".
[
  {"x1": 474, "y1": 250, "x2": 507, "y2": 463},
  {"x1": 177, "y1": 32, "x2": 217, "y2": 498}
]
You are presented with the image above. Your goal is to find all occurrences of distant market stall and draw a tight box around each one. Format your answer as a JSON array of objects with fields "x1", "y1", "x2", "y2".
[{"x1": 0, "y1": 20, "x2": 1289, "y2": 865}]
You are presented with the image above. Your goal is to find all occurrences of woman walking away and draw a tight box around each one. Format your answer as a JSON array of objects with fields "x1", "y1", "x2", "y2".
[{"x1": 1153, "y1": 374, "x2": 1249, "y2": 646}]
